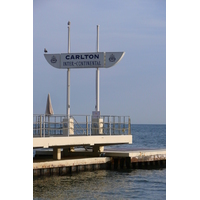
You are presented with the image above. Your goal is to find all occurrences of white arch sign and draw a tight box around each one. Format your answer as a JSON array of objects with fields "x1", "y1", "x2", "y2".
[{"x1": 44, "y1": 52, "x2": 125, "y2": 69}]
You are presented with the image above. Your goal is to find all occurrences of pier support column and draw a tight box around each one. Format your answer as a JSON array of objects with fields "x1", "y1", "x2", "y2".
[
  {"x1": 53, "y1": 147, "x2": 61, "y2": 160},
  {"x1": 93, "y1": 145, "x2": 104, "y2": 156}
]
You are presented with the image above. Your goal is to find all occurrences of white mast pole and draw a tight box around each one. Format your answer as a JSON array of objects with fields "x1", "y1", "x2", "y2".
[
  {"x1": 67, "y1": 21, "x2": 70, "y2": 117},
  {"x1": 96, "y1": 25, "x2": 99, "y2": 112}
]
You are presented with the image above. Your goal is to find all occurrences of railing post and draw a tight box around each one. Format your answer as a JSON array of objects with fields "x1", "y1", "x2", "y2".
[
  {"x1": 60, "y1": 116, "x2": 62, "y2": 135},
  {"x1": 35, "y1": 116, "x2": 37, "y2": 135},
  {"x1": 43, "y1": 115, "x2": 45, "y2": 137},
  {"x1": 67, "y1": 116, "x2": 69, "y2": 137},
  {"x1": 118, "y1": 116, "x2": 120, "y2": 134},
  {"x1": 86, "y1": 116, "x2": 88, "y2": 136},
  {"x1": 128, "y1": 117, "x2": 131, "y2": 135},
  {"x1": 109, "y1": 116, "x2": 111, "y2": 135},
  {"x1": 90, "y1": 115, "x2": 91, "y2": 136},
  {"x1": 123, "y1": 116, "x2": 125, "y2": 134},
  {"x1": 40, "y1": 115, "x2": 42, "y2": 137},
  {"x1": 103, "y1": 116, "x2": 105, "y2": 134},
  {"x1": 113, "y1": 116, "x2": 115, "y2": 135},
  {"x1": 48, "y1": 116, "x2": 50, "y2": 136},
  {"x1": 54, "y1": 116, "x2": 56, "y2": 135}
]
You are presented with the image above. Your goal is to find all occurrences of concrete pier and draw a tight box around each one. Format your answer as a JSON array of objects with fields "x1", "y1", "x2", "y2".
[
  {"x1": 33, "y1": 114, "x2": 165, "y2": 177},
  {"x1": 33, "y1": 156, "x2": 110, "y2": 176},
  {"x1": 104, "y1": 149, "x2": 166, "y2": 162},
  {"x1": 104, "y1": 149, "x2": 166, "y2": 170},
  {"x1": 33, "y1": 148, "x2": 166, "y2": 176}
]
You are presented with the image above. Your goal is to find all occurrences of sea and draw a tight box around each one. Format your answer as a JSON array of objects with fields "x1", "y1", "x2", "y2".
[{"x1": 33, "y1": 124, "x2": 166, "y2": 199}]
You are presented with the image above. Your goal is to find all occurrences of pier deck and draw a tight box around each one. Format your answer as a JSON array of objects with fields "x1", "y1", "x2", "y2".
[
  {"x1": 33, "y1": 135, "x2": 132, "y2": 149},
  {"x1": 33, "y1": 148, "x2": 166, "y2": 176},
  {"x1": 104, "y1": 148, "x2": 166, "y2": 162}
]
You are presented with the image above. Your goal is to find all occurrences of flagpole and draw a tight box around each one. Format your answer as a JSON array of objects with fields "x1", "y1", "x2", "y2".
[
  {"x1": 96, "y1": 25, "x2": 99, "y2": 112},
  {"x1": 67, "y1": 21, "x2": 70, "y2": 118}
]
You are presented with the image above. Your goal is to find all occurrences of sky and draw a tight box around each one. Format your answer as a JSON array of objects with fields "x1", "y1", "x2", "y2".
[{"x1": 33, "y1": 0, "x2": 166, "y2": 124}]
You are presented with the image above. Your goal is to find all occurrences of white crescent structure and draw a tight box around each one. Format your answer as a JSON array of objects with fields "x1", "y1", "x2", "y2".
[{"x1": 44, "y1": 52, "x2": 125, "y2": 69}]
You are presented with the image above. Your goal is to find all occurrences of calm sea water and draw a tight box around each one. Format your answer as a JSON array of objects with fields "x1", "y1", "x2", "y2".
[{"x1": 33, "y1": 124, "x2": 166, "y2": 199}]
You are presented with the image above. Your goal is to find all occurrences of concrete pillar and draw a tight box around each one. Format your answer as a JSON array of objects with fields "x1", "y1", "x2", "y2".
[
  {"x1": 53, "y1": 147, "x2": 61, "y2": 160},
  {"x1": 92, "y1": 118, "x2": 103, "y2": 135},
  {"x1": 63, "y1": 118, "x2": 74, "y2": 136}
]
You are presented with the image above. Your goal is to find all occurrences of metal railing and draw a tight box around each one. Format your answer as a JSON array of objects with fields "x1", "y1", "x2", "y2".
[{"x1": 33, "y1": 114, "x2": 131, "y2": 137}]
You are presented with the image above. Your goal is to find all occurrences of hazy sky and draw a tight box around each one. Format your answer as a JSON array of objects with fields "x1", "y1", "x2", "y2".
[{"x1": 33, "y1": 0, "x2": 166, "y2": 124}]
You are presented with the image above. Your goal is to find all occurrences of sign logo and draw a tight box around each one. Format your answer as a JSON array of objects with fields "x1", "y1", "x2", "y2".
[
  {"x1": 51, "y1": 56, "x2": 57, "y2": 63},
  {"x1": 109, "y1": 54, "x2": 116, "y2": 62}
]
